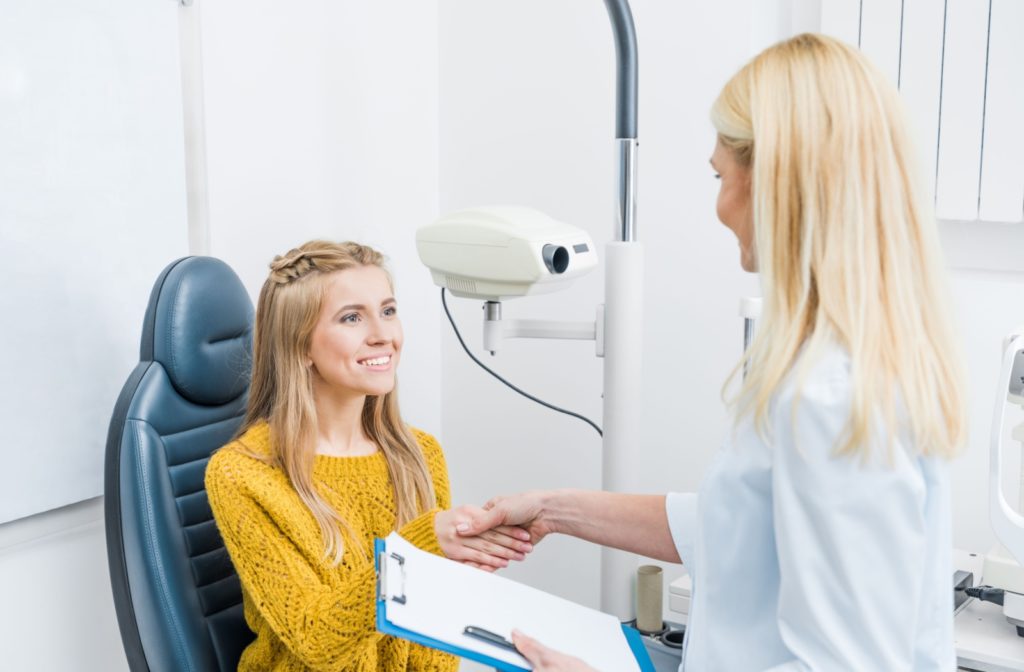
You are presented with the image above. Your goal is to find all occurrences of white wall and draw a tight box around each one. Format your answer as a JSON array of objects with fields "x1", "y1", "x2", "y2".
[{"x1": 0, "y1": 499, "x2": 127, "y2": 671}]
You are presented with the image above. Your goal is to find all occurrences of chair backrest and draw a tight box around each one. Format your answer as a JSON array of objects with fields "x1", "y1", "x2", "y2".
[{"x1": 105, "y1": 256, "x2": 256, "y2": 672}]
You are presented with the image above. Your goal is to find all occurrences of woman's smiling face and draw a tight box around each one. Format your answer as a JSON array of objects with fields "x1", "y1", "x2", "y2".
[
  {"x1": 307, "y1": 265, "x2": 403, "y2": 400},
  {"x1": 711, "y1": 139, "x2": 755, "y2": 272}
]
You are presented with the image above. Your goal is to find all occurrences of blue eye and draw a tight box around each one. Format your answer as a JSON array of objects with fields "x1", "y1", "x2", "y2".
[
  {"x1": 341, "y1": 313, "x2": 360, "y2": 324},
  {"x1": 383, "y1": 306, "x2": 397, "y2": 317}
]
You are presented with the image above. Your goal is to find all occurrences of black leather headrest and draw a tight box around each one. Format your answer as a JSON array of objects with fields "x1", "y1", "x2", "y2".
[{"x1": 141, "y1": 257, "x2": 254, "y2": 406}]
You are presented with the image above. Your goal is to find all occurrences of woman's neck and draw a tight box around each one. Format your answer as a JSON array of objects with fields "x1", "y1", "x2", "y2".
[{"x1": 312, "y1": 383, "x2": 376, "y2": 457}]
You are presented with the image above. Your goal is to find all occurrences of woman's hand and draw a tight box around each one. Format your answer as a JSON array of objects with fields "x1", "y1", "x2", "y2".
[
  {"x1": 457, "y1": 491, "x2": 556, "y2": 545},
  {"x1": 512, "y1": 631, "x2": 597, "y2": 672},
  {"x1": 434, "y1": 505, "x2": 533, "y2": 571}
]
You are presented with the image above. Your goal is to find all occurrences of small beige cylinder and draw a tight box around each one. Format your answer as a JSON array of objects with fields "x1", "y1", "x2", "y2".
[{"x1": 635, "y1": 565, "x2": 663, "y2": 633}]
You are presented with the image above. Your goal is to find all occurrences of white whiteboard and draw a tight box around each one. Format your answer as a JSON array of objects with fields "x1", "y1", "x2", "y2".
[{"x1": 0, "y1": 1, "x2": 189, "y2": 523}]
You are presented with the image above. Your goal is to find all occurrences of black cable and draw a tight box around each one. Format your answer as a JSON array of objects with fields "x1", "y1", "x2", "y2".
[
  {"x1": 440, "y1": 288, "x2": 603, "y2": 437},
  {"x1": 965, "y1": 585, "x2": 1005, "y2": 606}
]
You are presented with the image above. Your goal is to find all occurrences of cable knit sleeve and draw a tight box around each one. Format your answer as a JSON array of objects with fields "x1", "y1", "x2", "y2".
[{"x1": 206, "y1": 448, "x2": 446, "y2": 671}]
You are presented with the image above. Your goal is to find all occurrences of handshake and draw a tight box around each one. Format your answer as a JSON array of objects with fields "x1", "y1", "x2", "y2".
[
  {"x1": 430, "y1": 490, "x2": 599, "y2": 671},
  {"x1": 432, "y1": 491, "x2": 550, "y2": 572}
]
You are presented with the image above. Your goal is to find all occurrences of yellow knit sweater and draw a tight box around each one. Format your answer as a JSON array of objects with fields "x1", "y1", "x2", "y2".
[{"x1": 205, "y1": 421, "x2": 460, "y2": 672}]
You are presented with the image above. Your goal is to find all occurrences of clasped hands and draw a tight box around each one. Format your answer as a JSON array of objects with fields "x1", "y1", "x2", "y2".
[
  {"x1": 434, "y1": 492, "x2": 594, "y2": 672},
  {"x1": 434, "y1": 491, "x2": 549, "y2": 571}
]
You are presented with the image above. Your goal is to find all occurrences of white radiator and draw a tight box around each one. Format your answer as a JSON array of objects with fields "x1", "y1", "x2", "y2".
[{"x1": 821, "y1": 0, "x2": 1024, "y2": 224}]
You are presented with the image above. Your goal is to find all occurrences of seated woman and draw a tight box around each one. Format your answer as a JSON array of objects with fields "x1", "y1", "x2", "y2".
[{"x1": 206, "y1": 240, "x2": 532, "y2": 671}]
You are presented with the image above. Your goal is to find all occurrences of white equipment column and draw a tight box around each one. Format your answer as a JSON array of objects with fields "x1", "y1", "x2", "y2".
[
  {"x1": 601, "y1": 238, "x2": 643, "y2": 620},
  {"x1": 599, "y1": 0, "x2": 641, "y2": 620}
]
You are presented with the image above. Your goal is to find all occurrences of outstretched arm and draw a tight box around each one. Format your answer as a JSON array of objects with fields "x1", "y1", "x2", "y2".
[{"x1": 462, "y1": 489, "x2": 680, "y2": 563}]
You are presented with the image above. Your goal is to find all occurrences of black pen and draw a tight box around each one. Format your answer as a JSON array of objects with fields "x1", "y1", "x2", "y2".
[{"x1": 463, "y1": 625, "x2": 520, "y2": 654}]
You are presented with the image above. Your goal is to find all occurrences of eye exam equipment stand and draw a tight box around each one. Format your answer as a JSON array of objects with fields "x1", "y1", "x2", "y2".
[
  {"x1": 417, "y1": 0, "x2": 642, "y2": 622},
  {"x1": 983, "y1": 329, "x2": 1024, "y2": 629},
  {"x1": 949, "y1": 328, "x2": 1024, "y2": 672}
]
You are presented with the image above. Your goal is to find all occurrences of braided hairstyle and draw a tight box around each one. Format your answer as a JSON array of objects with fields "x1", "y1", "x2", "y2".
[
  {"x1": 239, "y1": 240, "x2": 436, "y2": 565},
  {"x1": 266, "y1": 241, "x2": 381, "y2": 285}
]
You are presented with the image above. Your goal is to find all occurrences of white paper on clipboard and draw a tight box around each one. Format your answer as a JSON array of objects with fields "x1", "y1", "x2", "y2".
[{"x1": 378, "y1": 532, "x2": 643, "y2": 672}]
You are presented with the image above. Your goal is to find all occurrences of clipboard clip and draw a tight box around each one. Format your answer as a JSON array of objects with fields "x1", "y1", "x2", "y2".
[
  {"x1": 463, "y1": 625, "x2": 519, "y2": 654},
  {"x1": 378, "y1": 551, "x2": 407, "y2": 605}
]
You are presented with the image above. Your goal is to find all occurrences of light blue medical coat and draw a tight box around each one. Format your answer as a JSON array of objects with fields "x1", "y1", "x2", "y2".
[{"x1": 666, "y1": 344, "x2": 954, "y2": 671}]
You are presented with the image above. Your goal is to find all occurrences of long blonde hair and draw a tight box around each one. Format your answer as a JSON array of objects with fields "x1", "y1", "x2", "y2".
[
  {"x1": 711, "y1": 33, "x2": 966, "y2": 459},
  {"x1": 238, "y1": 240, "x2": 435, "y2": 564}
]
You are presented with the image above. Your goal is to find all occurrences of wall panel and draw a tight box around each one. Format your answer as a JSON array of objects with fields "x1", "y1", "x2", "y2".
[{"x1": 0, "y1": 0, "x2": 188, "y2": 523}]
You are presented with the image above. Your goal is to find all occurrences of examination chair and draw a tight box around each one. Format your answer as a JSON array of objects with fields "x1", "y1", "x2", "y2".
[{"x1": 105, "y1": 256, "x2": 255, "y2": 671}]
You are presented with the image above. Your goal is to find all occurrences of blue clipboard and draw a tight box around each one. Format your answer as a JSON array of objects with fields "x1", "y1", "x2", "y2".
[{"x1": 374, "y1": 538, "x2": 655, "y2": 671}]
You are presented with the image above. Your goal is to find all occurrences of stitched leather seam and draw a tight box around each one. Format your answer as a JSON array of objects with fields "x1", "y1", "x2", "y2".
[
  {"x1": 208, "y1": 331, "x2": 249, "y2": 346},
  {"x1": 133, "y1": 421, "x2": 193, "y2": 671}
]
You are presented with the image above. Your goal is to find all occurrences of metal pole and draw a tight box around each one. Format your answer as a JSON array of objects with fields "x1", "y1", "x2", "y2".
[
  {"x1": 740, "y1": 297, "x2": 762, "y2": 379},
  {"x1": 600, "y1": 0, "x2": 641, "y2": 621},
  {"x1": 603, "y1": 0, "x2": 638, "y2": 142},
  {"x1": 616, "y1": 139, "x2": 639, "y2": 242},
  {"x1": 603, "y1": 0, "x2": 639, "y2": 243}
]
